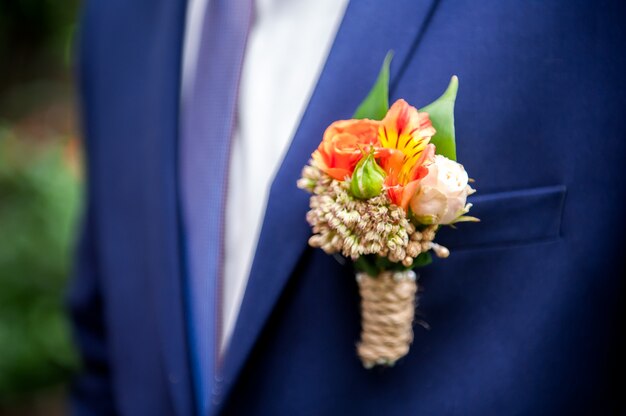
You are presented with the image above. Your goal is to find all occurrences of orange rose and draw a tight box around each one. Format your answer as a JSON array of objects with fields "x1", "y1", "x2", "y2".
[{"x1": 312, "y1": 119, "x2": 380, "y2": 181}]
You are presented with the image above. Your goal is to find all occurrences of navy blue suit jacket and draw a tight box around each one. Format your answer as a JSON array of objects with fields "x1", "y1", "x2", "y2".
[{"x1": 70, "y1": 0, "x2": 626, "y2": 414}]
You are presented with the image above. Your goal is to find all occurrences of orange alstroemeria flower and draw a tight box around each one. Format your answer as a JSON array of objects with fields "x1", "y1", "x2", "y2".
[
  {"x1": 312, "y1": 119, "x2": 381, "y2": 181},
  {"x1": 377, "y1": 99, "x2": 437, "y2": 211}
]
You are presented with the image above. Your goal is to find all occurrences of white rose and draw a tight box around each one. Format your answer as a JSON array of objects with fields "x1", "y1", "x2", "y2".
[{"x1": 409, "y1": 155, "x2": 475, "y2": 225}]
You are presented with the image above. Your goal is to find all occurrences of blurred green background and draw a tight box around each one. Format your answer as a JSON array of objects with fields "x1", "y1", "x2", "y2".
[{"x1": 0, "y1": 0, "x2": 82, "y2": 414}]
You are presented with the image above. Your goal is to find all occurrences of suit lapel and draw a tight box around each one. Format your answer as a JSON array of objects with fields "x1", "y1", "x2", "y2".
[
  {"x1": 133, "y1": 1, "x2": 195, "y2": 415},
  {"x1": 218, "y1": 0, "x2": 439, "y2": 408}
]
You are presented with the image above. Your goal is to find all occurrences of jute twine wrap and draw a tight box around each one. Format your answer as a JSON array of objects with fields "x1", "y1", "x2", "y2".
[{"x1": 356, "y1": 270, "x2": 418, "y2": 368}]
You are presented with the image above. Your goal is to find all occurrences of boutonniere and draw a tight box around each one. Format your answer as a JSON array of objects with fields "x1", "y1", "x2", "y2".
[{"x1": 298, "y1": 53, "x2": 478, "y2": 368}]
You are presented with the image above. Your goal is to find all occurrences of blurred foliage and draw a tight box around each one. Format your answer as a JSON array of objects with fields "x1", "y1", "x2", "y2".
[
  {"x1": 0, "y1": 0, "x2": 80, "y2": 123},
  {"x1": 0, "y1": 0, "x2": 82, "y2": 409},
  {"x1": 0, "y1": 0, "x2": 79, "y2": 89},
  {"x1": 0, "y1": 131, "x2": 81, "y2": 404}
]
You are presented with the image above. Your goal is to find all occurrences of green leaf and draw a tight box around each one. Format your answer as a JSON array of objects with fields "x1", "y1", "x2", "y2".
[
  {"x1": 353, "y1": 51, "x2": 393, "y2": 121},
  {"x1": 353, "y1": 250, "x2": 434, "y2": 276},
  {"x1": 354, "y1": 255, "x2": 379, "y2": 277},
  {"x1": 452, "y1": 215, "x2": 480, "y2": 224},
  {"x1": 412, "y1": 252, "x2": 433, "y2": 268},
  {"x1": 422, "y1": 76, "x2": 459, "y2": 161}
]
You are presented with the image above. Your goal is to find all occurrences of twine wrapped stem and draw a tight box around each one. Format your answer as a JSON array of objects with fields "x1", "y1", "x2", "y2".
[{"x1": 356, "y1": 270, "x2": 418, "y2": 368}]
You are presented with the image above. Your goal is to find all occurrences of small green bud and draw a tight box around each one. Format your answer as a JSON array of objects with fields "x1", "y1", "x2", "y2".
[{"x1": 350, "y1": 152, "x2": 386, "y2": 199}]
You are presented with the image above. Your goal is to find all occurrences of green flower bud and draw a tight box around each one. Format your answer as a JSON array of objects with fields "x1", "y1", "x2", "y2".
[{"x1": 350, "y1": 152, "x2": 386, "y2": 199}]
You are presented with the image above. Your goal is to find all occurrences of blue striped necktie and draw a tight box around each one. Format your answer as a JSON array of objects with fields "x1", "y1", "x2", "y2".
[{"x1": 179, "y1": 0, "x2": 253, "y2": 413}]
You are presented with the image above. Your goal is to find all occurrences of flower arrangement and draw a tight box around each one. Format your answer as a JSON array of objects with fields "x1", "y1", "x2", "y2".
[{"x1": 298, "y1": 53, "x2": 478, "y2": 368}]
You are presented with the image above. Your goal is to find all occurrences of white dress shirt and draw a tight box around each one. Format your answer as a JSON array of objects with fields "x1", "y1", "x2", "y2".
[{"x1": 182, "y1": 0, "x2": 349, "y2": 351}]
